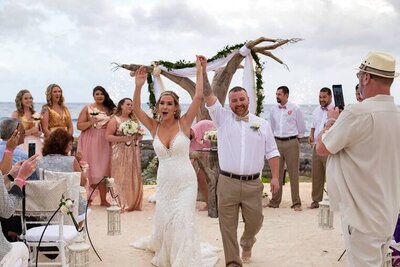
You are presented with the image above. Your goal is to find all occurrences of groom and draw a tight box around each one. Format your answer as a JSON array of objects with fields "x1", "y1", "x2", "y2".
[{"x1": 203, "y1": 68, "x2": 280, "y2": 266}]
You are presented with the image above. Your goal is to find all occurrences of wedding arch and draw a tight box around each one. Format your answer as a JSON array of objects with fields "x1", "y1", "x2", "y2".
[{"x1": 113, "y1": 36, "x2": 302, "y2": 120}]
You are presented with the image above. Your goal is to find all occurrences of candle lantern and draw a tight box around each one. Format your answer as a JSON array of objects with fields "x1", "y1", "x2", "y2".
[
  {"x1": 318, "y1": 196, "x2": 334, "y2": 230},
  {"x1": 68, "y1": 233, "x2": 90, "y2": 267},
  {"x1": 107, "y1": 200, "x2": 121, "y2": 235}
]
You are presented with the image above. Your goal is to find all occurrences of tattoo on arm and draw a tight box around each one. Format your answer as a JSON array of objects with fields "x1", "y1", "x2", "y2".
[{"x1": 203, "y1": 70, "x2": 213, "y2": 97}]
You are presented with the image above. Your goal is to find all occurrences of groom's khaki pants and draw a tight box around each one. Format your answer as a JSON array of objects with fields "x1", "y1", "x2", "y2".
[{"x1": 217, "y1": 174, "x2": 264, "y2": 267}]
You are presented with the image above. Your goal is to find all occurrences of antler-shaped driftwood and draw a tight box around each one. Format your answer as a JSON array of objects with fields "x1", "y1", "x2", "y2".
[{"x1": 113, "y1": 36, "x2": 302, "y2": 120}]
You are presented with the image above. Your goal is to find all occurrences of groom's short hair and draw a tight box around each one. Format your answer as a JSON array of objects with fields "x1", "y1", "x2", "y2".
[{"x1": 228, "y1": 86, "x2": 248, "y2": 95}]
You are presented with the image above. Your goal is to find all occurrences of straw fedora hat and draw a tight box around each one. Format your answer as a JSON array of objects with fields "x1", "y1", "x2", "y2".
[{"x1": 357, "y1": 51, "x2": 399, "y2": 78}]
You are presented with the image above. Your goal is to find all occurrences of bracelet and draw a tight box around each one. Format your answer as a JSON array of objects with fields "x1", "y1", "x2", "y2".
[
  {"x1": 15, "y1": 178, "x2": 26, "y2": 187},
  {"x1": 4, "y1": 149, "x2": 13, "y2": 155},
  {"x1": 7, "y1": 173, "x2": 15, "y2": 182}
]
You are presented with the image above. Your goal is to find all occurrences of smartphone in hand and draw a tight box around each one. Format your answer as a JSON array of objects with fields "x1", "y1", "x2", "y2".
[
  {"x1": 28, "y1": 142, "x2": 36, "y2": 158},
  {"x1": 332, "y1": 84, "x2": 345, "y2": 110}
]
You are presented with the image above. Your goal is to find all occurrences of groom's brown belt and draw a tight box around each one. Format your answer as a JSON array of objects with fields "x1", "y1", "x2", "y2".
[{"x1": 220, "y1": 170, "x2": 260, "y2": 181}]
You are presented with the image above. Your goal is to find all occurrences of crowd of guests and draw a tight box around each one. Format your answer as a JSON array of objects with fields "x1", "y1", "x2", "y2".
[{"x1": 1, "y1": 51, "x2": 399, "y2": 267}]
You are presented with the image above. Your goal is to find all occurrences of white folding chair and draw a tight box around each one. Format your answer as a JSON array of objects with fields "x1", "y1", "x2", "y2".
[{"x1": 17, "y1": 172, "x2": 81, "y2": 266}]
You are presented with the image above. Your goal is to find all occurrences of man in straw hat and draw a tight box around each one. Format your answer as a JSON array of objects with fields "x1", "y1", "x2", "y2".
[{"x1": 316, "y1": 51, "x2": 400, "y2": 266}]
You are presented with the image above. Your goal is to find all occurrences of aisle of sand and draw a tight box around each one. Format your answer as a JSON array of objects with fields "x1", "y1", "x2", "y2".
[{"x1": 85, "y1": 183, "x2": 346, "y2": 267}]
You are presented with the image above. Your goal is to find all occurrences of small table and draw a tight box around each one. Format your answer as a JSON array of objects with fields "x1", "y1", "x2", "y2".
[{"x1": 191, "y1": 149, "x2": 220, "y2": 218}]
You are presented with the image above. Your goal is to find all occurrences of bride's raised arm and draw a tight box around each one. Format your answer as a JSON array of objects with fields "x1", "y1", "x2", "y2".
[
  {"x1": 132, "y1": 66, "x2": 158, "y2": 135},
  {"x1": 180, "y1": 55, "x2": 206, "y2": 129}
]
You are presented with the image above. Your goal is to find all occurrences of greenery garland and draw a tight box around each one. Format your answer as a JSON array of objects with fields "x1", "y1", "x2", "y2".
[
  {"x1": 251, "y1": 51, "x2": 265, "y2": 115},
  {"x1": 146, "y1": 73, "x2": 157, "y2": 118},
  {"x1": 147, "y1": 42, "x2": 265, "y2": 116}
]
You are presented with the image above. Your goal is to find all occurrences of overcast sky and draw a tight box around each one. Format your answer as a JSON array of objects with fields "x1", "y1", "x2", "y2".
[{"x1": 0, "y1": 0, "x2": 399, "y2": 105}]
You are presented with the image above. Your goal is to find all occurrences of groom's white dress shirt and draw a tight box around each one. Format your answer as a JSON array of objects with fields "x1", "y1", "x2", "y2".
[{"x1": 206, "y1": 100, "x2": 279, "y2": 175}]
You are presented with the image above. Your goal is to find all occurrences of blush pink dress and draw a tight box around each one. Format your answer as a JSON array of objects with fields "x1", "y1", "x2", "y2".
[{"x1": 77, "y1": 105, "x2": 112, "y2": 185}]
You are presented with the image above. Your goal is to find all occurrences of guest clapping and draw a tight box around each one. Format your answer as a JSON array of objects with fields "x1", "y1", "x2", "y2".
[
  {"x1": 41, "y1": 84, "x2": 73, "y2": 138},
  {"x1": 77, "y1": 86, "x2": 116, "y2": 207},
  {"x1": 0, "y1": 118, "x2": 38, "y2": 180},
  {"x1": 0, "y1": 155, "x2": 38, "y2": 267}
]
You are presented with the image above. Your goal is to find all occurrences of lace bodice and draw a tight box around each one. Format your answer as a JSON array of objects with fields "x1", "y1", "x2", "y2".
[{"x1": 153, "y1": 130, "x2": 190, "y2": 160}]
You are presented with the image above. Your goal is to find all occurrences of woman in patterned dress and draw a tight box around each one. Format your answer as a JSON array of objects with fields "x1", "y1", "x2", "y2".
[{"x1": 106, "y1": 98, "x2": 143, "y2": 212}]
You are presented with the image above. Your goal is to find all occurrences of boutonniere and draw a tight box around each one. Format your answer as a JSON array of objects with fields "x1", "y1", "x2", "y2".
[
  {"x1": 250, "y1": 122, "x2": 261, "y2": 136},
  {"x1": 250, "y1": 122, "x2": 260, "y2": 131},
  {"x1": 288, "y1": 110, "x2": 293, "y2": 115}
]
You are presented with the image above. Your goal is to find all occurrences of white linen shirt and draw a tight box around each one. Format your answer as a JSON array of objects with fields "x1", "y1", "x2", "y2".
[
  {"x1": 322, "y1": 95, "x2": 400, "y2": 237},
  {"x1": 312, "y1": 102, "x2": 334, "y2": 144},
  {"x1": 206, "y1": 100, "x2": 279, "y2": 175},
  {"x1": 269, "y1": 101, "x2": 306, "y2": 138}
]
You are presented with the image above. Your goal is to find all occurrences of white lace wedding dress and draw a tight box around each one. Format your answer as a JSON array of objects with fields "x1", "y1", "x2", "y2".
[{"x1": 130, "y1": 126, "x2": 220, "y2": 267}]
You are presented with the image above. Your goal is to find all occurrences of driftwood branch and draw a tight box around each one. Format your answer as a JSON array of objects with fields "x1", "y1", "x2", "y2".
[{"x1": 113, "y1": 36, "x2": 302, "y2": 120}]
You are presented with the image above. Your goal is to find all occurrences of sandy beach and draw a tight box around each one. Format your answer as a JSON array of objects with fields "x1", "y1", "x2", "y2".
[{"x1": 79, "y1": 182, "x2": 347, "y2": 267}]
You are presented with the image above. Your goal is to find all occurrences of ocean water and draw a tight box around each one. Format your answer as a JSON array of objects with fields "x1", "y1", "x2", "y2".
[{"x1": 0, "y1": 102, "x2": 317, "y2": 138}]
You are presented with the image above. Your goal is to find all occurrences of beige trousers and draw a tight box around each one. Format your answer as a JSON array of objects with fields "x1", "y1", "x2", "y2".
[
  {"x1": 342, "y1": 221, "x2": 391, "y2": 267},
  {"x1": 311, "y1": 145, "x2": 327, "y2": 203},
  {"x1": 217, "y1": 174, "x2": 264, "y2": 267},
  {"x1": 269, "y1": 138, "x2": 301, "y2": 208}
]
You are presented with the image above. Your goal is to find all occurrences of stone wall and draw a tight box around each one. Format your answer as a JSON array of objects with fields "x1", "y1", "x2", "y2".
[{"x1": 139, "y1": 137, "x2": 312, "y2": 177}]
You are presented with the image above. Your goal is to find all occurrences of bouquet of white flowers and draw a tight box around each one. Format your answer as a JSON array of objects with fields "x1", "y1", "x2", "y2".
[
  {"x1": 203, "y1": 130, "x2": 217, "y2": 141},
  {"x1": 203, "y1": 130, "x2": 217, "y2": 150},
  {"x1": 59, "y1": 195, "x2": 82, "y2": 231},
  {"x1": 118, "y1": 119, "x2": 144, "y2": 146}
]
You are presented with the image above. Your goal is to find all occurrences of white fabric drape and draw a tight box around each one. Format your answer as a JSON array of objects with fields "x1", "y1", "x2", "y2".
[
  {"x1": 157, "y1": 51, "x2": 237, "y2": 78},
  {"x1": 239, "y1": 46, "x2": 256, "y2": 114},
  {"x1": 152, "y1": 44, "x2": 257, "y2": 114},
  {"x1": 152, "y1": 66, "x2": 166, "y2": 101}
]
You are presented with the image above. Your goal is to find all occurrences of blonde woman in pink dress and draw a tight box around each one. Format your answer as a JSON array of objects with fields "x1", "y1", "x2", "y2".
[
  {"x1": 77, "y1": 86, "x2": 116, "y2": 207},
  {"x1": 11, "y1": 89, "x2": 43, "y2": 154},
  {"x1": 106, "y1": 98, "x2": 143, "y2": 212}
]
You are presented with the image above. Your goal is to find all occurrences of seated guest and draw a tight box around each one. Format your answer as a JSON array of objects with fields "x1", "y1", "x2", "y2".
[
  {"x1": 0, "y1": 118, "x2": 38, "y2": 180},
  {"x1": 38, "y1": 128, "x2": 87, "y2": 216},
  {"x1": 189, "y1": 120, "x2": 215, "y2": 211},
  {"x1": 0, "y1": 155, "x2": 38, "y2": 267}
]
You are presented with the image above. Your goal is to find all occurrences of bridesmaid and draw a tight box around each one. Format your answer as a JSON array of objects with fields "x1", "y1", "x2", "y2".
[
  {"x1": 77, "y1": 86, "x2": 116, "y2": 207},
  {"x1": 106, "y1": 98, "x2": 143, "y2": 212},
  {"x1": 41, "y1": 84, "x2": 73, "y2": 139},
  {"x1": 11, "y1": 89, "x2": 43, "y2": 154}
]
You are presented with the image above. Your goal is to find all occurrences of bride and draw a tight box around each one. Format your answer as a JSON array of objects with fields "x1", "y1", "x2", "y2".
[{"x1": 129, "y1": 56, "x2": 219, "y2": 266}]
